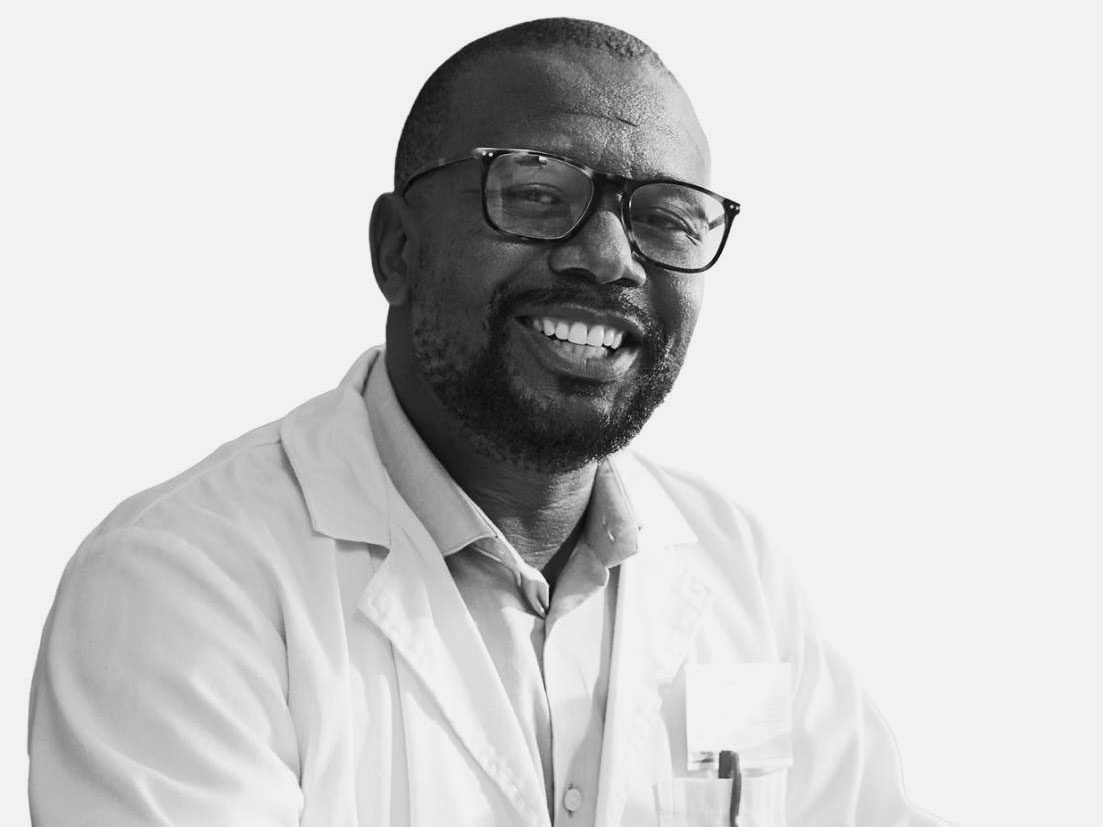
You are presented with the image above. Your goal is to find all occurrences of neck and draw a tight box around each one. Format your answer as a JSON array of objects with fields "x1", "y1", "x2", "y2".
[
  {"x1": 385, "y1": 348, "x2": 597, "y2": 570},
  {"x1": 450, "y1": 453, "x2": 596, "y2": 571}
]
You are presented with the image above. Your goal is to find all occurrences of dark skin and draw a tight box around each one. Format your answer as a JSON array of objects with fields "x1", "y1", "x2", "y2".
[{"x1": 370, "y1": 48, "x2": 710, "y2": 573}]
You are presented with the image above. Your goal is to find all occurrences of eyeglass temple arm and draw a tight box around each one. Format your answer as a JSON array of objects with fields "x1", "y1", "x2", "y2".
[{"x1": 399, "y1": 150, "x2": 484, "y2": 193}]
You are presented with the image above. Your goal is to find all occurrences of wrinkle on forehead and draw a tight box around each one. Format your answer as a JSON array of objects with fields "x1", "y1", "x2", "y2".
[
  {"x1": 443, "y1": 48, "x2": 711, "y2": 182},
  {"x1": 555, "y1": 107, "x2": 640, "y2": 128}
]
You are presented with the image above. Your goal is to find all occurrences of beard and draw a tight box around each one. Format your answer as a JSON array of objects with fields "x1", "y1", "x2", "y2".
[{"x1": 409, "y1": 278, "x2": 689, "y2": 473}]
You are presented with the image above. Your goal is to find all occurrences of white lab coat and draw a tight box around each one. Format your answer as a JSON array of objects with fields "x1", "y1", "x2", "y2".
[{"x1": 29, "y1": 348, "x2": 948, "y2": 827}]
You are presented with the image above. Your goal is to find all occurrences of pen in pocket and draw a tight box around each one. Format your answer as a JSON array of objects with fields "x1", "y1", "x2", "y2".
[{"x1": 718, "y1": 750, "x2": 742, "y2": 827}]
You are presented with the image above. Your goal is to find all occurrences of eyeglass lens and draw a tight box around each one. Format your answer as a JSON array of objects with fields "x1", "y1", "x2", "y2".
[{"x1": 484, "y1": 153, "x2": 728, "y2": 271}]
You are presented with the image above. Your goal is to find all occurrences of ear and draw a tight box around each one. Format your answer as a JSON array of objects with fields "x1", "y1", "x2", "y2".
[{"x1": 370, "y1": 193, "x2": 416, "y2": 306}]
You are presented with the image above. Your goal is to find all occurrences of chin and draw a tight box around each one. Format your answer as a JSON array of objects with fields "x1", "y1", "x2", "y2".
[{"x1": 460, "y1": 386, "x2": 653, "y2": 473}]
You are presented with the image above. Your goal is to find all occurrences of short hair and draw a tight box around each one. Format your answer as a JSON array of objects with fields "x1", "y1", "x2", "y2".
[{"x1": 393, "y1": 18, "x2": 671, "y2": 190}]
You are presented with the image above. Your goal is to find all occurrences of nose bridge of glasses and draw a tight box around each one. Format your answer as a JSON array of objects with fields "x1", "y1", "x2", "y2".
[
  {"x1": 569, "y1": 184, "x2": 634, "y2": 257},
  {"x1": 573, "y1": 172, "x2": 629, "y2": 234}
]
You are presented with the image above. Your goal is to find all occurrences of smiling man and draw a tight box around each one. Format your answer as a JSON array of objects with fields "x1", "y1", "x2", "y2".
[{"x1": 30, "y1": 18, "x2": 948, "y2": 827}]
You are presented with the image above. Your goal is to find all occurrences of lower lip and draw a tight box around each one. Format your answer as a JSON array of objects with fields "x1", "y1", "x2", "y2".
[{"x1": 514, "y1": 319, "x2": 641, "y2": 382}]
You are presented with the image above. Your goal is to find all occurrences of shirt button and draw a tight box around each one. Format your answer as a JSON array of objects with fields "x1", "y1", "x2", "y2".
[{"x1": 563, "y1": 785, "x2": 583, "y2": 813}]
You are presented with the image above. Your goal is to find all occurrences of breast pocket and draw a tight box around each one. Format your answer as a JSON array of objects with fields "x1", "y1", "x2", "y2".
[{"x1": 658, "y1": 771, "x2": 788, "y2": 827}]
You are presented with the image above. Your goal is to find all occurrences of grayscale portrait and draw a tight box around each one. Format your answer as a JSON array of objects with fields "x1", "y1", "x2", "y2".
[{"x1": 16, "y1": 5, "x2": 1099, "y2": 827}]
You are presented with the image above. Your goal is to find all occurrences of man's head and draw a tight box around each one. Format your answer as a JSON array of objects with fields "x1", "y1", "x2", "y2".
[{"x1": 371, "y1": 18, "x2": 725, "y2": 473}]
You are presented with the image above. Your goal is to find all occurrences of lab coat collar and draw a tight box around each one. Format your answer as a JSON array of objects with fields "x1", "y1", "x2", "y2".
[{"x1": 279, "y1": 348, "x2": 392, "y2": 546}]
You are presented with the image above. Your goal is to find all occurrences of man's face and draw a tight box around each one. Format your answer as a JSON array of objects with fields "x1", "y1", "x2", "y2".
[{"x1": 394, "y1": 49, "x2": 711, "y2": 471}]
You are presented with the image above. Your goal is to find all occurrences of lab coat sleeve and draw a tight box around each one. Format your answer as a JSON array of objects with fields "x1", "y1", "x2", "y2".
[
  {"x1": 29, "y1": 526, "x2": 303, "y2": 826},
  {"x1": 745, "y1": 515, "x2": 954, "y2": 827}
]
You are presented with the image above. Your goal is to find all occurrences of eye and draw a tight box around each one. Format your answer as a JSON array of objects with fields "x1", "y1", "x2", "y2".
[
  {"x1": 633, "y1": 207, "x2": 705, "y2": 244},
  {"x1": 501, "y1": 184, "x2": 567, "y2": 206}
]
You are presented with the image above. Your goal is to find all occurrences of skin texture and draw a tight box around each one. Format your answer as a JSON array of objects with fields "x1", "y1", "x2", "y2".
[{"x1": 370, "y1": 47, "x2": 710, "y2": 572}]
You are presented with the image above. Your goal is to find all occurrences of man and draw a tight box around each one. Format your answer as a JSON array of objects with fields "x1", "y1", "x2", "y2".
[{"x1": 29, "y1": 18, "x2": 948, "y2": 827}]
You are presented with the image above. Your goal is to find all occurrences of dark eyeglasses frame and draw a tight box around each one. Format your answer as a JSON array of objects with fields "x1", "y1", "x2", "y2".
[{"x1": 400, "y1": 147, "x2": 740, "y2": 274}]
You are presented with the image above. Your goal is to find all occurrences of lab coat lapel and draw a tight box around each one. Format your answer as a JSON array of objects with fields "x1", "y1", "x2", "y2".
[
  {"x1": 356, "y1": 484, "x2": 551, "y2": 827},
  {"x1": 595, "y1": 454, "x2": 713, "y2": 827}
]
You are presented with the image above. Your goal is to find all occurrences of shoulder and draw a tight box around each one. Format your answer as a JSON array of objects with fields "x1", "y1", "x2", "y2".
[
  {"x1": 65, "y1": 384, "x2": 349, "y2": 596},
  {"x1": 53, "y1": 418, "x2": 302, "y2": 619},
  {"x1": 87, "y1": 418, "x2": 295, "y2": 543}
]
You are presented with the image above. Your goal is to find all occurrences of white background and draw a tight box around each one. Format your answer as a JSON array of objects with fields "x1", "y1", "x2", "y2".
[{"x1": 3, "y1": 2, "x2": 1101, "y2": 825}]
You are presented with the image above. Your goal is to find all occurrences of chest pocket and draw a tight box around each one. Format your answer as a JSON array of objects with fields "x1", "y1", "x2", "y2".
[{"x1": 658, "y1": 770, "x2": 788, "y2": 827}]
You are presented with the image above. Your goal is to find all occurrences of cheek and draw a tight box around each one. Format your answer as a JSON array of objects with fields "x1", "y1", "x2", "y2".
[
  {"x1": 412, "y1": 203, "x2": 511, "y2": 295},
  {"x1": 408, "y1": 222, "x2": 479, "y2": 311},
  {"x1": 657, "y1": 277, "x2": 705, "y2": 344},
  {"x1": 411, "y1": 211, "x2": 543, "y2": 321},
  {"x1": 406, "y1": 215, "x2": 535, "y2": 353}
]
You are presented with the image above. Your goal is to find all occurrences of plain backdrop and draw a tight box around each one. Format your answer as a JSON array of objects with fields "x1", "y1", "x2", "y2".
[{"x1": 3, "y1": 2, "x2": 1101, "y2": 825}]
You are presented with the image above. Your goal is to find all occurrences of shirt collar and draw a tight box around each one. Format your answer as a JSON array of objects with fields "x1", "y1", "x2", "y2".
[
  {"x1": 577, "y1": 461, "x2": 640, "y2": 569},
  {"x1": 363, "y1": 351, "x2": 499, "y2": 557}
]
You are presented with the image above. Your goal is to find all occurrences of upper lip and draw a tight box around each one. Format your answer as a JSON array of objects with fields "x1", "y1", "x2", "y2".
[{"x1": 513, "y1": 303, "x2": 647, "y2": 344}]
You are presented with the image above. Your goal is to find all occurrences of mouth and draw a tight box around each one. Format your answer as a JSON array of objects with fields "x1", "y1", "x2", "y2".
[{"x1": 512, "y1": 308, "x2": 644, "y2": 382}]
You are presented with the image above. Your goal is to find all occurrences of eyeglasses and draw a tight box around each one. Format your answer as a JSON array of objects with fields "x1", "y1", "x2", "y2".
[{"x1": 400, "y1": 147, "x2": 740, "y2": 273}]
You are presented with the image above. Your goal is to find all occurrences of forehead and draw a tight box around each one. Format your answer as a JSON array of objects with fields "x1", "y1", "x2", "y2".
[{"x1": 439, "y1": 48, "x2": 711, "y2": 185}]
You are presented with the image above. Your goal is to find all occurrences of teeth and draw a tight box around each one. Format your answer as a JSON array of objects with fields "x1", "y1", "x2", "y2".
[
  {"x1": 527, "y1": 316, "x2": 628, "y2": 351},
  {"x1": 527, "y1": 315, "x2": 630, "y2": 350}
]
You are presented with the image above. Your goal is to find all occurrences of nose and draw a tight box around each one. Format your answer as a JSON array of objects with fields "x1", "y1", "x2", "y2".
[{"x1": 547, "y1": 196, "x2": 648, "y2": 287}]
